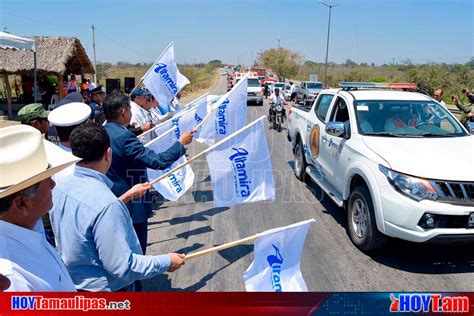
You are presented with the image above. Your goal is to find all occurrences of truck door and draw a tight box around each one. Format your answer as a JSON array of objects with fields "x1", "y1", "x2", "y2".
[
  {"x1": 306, "y1": 93, "x2": 335, "y2": 174},
  {"x1": 319, "y1": 96, "x2": 351, "y2": 188}
]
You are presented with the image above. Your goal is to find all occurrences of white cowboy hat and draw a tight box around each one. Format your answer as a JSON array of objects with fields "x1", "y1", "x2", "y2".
[{"x1": 0, "y1": 125, "x2": 80, "y2": 199}]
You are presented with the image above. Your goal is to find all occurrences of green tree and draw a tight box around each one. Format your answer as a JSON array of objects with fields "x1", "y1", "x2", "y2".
[{"x1": 259, "y1": 48, "x2": 302, "y2": 81}]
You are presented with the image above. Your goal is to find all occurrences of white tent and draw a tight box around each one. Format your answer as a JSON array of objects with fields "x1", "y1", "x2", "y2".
[
  {"x1": 0, "y1": 31, "x2": 37, "y2": 116},
  {"x1": 0, "y1": 31, "x2": 36, "y2": 52}
]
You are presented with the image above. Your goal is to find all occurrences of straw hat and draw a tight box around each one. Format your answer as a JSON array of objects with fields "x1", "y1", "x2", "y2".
[{"x1": 0, "y1": 125, "x2": 80, "y2": 199}]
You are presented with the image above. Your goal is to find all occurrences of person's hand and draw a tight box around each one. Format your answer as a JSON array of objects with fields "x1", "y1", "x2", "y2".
[
  {"x1": 0, "y1": 274, "x2": 11, "y2": 291},
  {"x1": 179, "y1": 130, "x2": 194, "y2": 145},
  {"x1": 119, "y1": 183, "x2": 152, "y2": 204},
  {"x1": 167, "y1": 253, "x2": 185, "y2": 272},
  {"x1": 141, "y1": 123, "x2": 154, "y2": 132},
  {"x1": 468, "y1": 112, "x2": 473, "y2": 117}
]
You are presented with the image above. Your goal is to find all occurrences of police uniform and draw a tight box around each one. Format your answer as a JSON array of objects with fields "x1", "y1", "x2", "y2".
[{"x1": 89, "y1": 85, "x2": 106, "y2": 124}]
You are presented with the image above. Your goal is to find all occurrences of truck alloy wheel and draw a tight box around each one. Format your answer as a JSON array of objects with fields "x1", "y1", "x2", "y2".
[
  {"x1": 294, "y1": 142, "x2": 306, "y2": 181},
  {"x1": 347, "y1": 186, "x2": 386, "y2": 252}
]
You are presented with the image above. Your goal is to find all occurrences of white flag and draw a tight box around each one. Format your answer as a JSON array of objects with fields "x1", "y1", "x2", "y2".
[
  {"x1": 243, "y1": 219, "x2": 315, "y2": 292},
  {"x1": 145, "y1": 128, "x2": 195, "y2": 201},
  {"x1": 143, "y1": 42, "x2": 190, "y2": 107},
  {"x1": 197, "y1": 76, "x2": 248, "y2": 145},
  {"x1": 205, "y1": 117, "x2": 274, "y2": 207}
]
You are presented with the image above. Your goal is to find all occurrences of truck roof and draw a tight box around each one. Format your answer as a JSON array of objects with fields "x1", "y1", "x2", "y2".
[{"x1": 334, "y1": 89, "x2": 432, "y2": 102}]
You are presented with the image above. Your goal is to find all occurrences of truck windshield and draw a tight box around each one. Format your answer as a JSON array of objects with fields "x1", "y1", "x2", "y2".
[
  {"x1": 354, "y1": 100, "x2": 468, "y2": 137},
  {"x1": 247, "y1": 78, "x2": 261, "y2": 87},
  {"x1": 306, "y1": 83, "x2": 324, "y2": 89}
]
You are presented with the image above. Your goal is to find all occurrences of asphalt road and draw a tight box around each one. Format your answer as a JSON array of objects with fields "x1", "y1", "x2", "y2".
[{"x1": 144, "y1": 75, "x2": 474, "y2": 291}]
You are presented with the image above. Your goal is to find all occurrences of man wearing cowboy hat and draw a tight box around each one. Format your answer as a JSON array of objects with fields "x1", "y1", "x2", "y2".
[
  {"x1": 50, "y1": 123, "x2": 185, "y2": 291},
  {"x1": 0, "y1": 125, "x2": 79, "y2": 291}
]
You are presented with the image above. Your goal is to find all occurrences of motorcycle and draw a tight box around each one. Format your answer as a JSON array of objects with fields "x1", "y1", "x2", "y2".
[{"x1": 269, "y1": 101, "x2": 285, "y2": 132}]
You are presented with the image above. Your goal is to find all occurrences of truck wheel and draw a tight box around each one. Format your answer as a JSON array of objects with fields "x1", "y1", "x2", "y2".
[
  {"x1": 294, "y1": 141, "x2": 307, "y2": 181},
  {"x1": 347, "y1": 186, "x2": 386, "y2": 252}
]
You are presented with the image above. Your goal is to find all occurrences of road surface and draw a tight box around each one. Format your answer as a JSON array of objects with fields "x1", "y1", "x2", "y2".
[{"x1": 144, "y1": 75, "x2": 474, "y2": 291}]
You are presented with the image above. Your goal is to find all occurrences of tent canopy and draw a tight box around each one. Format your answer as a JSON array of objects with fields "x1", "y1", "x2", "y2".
[{"x1": 0, "y1": 31, "x2": 36, "y2": 52}]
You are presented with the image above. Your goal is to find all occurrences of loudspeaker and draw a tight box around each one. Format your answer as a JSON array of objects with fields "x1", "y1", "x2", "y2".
[
  {"x1": 124, "y1": 77, "x2": 135, "y2": 94},
  {"x1": 106, "y1": 79, "x2": 121, "y2": 95}
]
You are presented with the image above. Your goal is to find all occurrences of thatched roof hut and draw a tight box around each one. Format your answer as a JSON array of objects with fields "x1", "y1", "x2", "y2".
[{"x1": 0, "y1": 36, "x2": 94, "y2": 76}]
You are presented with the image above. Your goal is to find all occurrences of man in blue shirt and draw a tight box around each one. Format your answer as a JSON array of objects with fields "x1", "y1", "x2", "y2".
[
  {"x1": 102, "y1": 93, "x2": 194, "y2": 255},
  {"x1": 50, "y1": 123, "x2": 186, "y2": 291}
]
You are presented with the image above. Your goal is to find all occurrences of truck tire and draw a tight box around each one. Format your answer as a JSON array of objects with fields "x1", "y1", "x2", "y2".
[
  {"x1": 294, "y1": 141, "x2": 307, "y2": 181},
  {"x1": 347, "y1": 186, "x2": 386, "y2": 252}
]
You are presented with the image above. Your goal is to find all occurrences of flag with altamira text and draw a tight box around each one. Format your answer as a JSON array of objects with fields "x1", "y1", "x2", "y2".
[
  {"x1": 197, "y1": 75, "x2": 248, "y2": 145},
  {"x1": 145, "y1": 130, "x2": 195, "y2": 201},
  {"x1": 243, "y1": 219, "x2": 315, "y2": 292},
  {"x1": 205, "y1": 117, "x2": 274, "y2": 207},
  {"x1": 143, "y1": 42, "x2": 190, "y2": 108}
]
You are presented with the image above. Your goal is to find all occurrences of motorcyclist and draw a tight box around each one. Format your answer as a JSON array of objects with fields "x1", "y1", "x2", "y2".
[
  {"x1": 263, "y1": 84, "x2": 270, "y2": 99},
  {"x1": 269, "y1": 88, "x2": 287, "y2": 127}
]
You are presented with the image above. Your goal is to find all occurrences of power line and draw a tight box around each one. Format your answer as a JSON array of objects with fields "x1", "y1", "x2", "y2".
[{"x1": 0, "y1": 11, "x2": 84, "y2": 29}]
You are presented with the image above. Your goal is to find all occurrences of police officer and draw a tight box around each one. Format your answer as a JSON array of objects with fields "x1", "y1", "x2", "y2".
[
  {"x1": 89, "y1": 85, "x2": 107, "y2": 125},
  {"x1": 17, "y1": 103, "x2": 50, "y2": 135}
]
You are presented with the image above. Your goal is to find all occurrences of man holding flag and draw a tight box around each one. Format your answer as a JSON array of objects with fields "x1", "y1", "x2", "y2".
[{"x1": 103, "y1": 93, "x2": 194, "y2": 258}]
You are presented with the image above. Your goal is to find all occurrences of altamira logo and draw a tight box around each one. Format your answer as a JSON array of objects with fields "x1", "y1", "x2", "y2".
[
  {"x1": 229, "y1": 147, "x2": 251, "y2": 198},
  {"x1": 216, "y1": 98, "x2": 230, "y2": 135},
  {"x1": 154, "y1": 63, "x2": 178, "y2": 94},
  {"x1": 267, "y1": 244, "x2": 284, "y2": 292}
]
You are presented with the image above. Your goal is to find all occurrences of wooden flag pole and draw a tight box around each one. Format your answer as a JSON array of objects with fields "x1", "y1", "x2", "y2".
[
  {"x1": 130, "y1": 41, "x2": 174, "y2": 96},
  {"x1": 185, "y1": 234, "x2": 260, "y2": 260},
  {"x1": 144, "y1": 126, "x2": 177, "y2": 148},
  {"x1": 149, "y1": 115, "x2": 266, "y2": 186},
  {"x1": 185, "y1": 219, "x2": 316, "y2": 260},
  {"x1": 192, "y1": 73, "x2": 251, "y2": 132}
]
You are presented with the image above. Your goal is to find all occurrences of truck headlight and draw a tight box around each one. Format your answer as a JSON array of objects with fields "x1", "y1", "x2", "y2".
[{"x1": 379, "y1": 165, "x2": 438, "y2": 201}]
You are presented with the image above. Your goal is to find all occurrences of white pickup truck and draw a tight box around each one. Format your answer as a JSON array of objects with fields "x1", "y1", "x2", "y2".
[{"x1": 287, "y1": 82, "x2": 474, "y2": 251}]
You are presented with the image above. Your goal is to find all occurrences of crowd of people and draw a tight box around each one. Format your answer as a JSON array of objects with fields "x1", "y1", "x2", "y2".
[{"x1": 0, "y1": 84, "x2": 193, "y2": 292}]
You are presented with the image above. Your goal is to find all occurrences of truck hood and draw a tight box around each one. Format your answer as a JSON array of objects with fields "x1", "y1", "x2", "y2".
[{"x1": 363, "y1": 136, "x2": 474, "y2": 181}]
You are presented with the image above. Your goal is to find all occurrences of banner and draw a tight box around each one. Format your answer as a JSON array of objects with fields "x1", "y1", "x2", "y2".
[
  {"x1": 243, "y1": 219, "x2": 315, "y2": 292},
  {"x1": 143, "y1": 42, "x2": 190, "y2": 108},
  {"x1": 197, "y1": 75, "x2": 248, "y2": 145},
  {"x1": 145, "y1": 129, "x2": 194, "y2": 201},
  {"x1": 205, "y1": 117, "x2": 274, "y2": 207}
]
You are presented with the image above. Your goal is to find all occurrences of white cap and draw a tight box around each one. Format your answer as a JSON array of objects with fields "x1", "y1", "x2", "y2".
[{"x1": 48, "y1": 102, "x2": 91, "y2": 127}]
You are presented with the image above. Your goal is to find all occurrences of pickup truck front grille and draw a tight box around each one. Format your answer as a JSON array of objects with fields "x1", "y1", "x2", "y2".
[
  {"x1": 433, "y1": 181, "x2": 474, "y2": 206},
  {"x1": 247, "y1": 92, "x2": 257, "y2": 97}
]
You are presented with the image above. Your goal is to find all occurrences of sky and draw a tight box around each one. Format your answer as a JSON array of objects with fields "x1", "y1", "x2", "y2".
[{"x1": 1, "y1": 0, "x2": 472, "y2": 66}]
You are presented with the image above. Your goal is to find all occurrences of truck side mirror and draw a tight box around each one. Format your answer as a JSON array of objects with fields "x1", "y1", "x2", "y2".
[{"x1": 326, "y1": 121, "x2": 345, "y2": 138}]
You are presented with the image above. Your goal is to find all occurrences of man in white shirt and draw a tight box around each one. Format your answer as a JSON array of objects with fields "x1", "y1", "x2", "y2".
[
  {"x1": 0, "y1": 124, "x2": 79, "y2": 291},
  {"x1": 129, "y1": 88, "x2": 156, "y2": 133}
]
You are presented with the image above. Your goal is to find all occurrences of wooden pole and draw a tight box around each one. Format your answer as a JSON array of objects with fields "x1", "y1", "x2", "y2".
[
  {"x1": 149, "y1": 115, "x2": 265, "y2": 186},
  {"x1": 4, "y1": 74, "x2": 12, "y2": 118},
  {"x1": 185, "y1": 234, "x2": 259, "y2": 260}
]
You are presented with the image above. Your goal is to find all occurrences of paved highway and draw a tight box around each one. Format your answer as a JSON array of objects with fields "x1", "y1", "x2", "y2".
[{"x1": 144, "y1": 75, "x2": 474, "y2": 291}]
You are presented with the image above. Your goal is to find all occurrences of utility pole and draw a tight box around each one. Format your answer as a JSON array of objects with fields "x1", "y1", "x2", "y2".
[
  {"x1": 277, "y1": 38, "x2": 281, "y2": 49},
  {"x1": 91, "y1": 25, "x2": 97, "y2": 84},
  {"x1": 320, "y1": 2, "x2": 340, "y2": 87}
]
